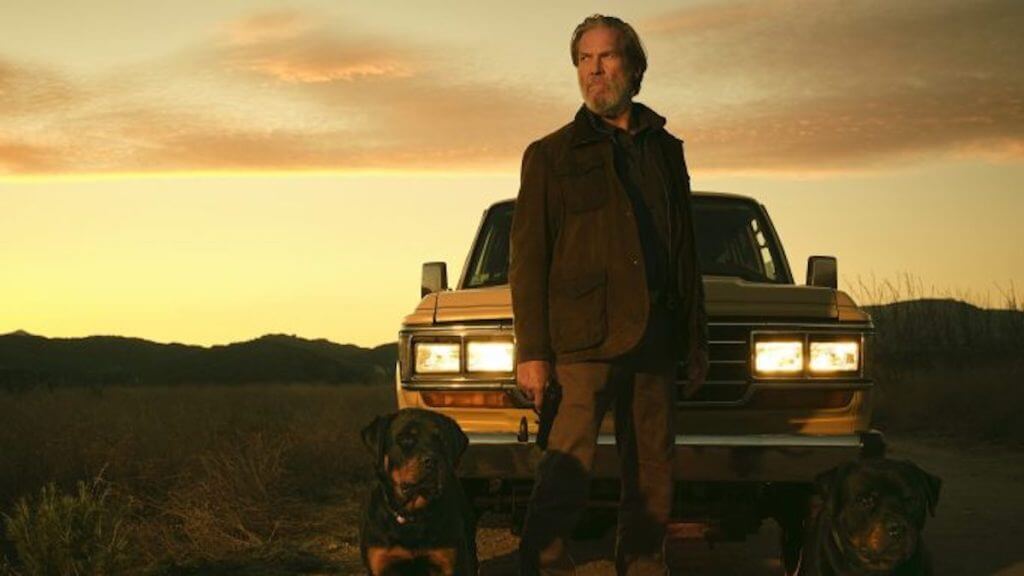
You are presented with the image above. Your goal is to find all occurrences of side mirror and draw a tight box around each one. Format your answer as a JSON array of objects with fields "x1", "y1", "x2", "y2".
[
  {"x1": 806, "y1": 256, "x2": 837, "y2": 289},
  {"x1": 421, "y1": 262, "x2": 448, "y2": 297}
]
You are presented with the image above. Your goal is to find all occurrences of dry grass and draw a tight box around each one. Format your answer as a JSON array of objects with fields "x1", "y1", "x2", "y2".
[
  {"x1": 0, "y1": 384, "x2": 394, "y2": 574},
  {"x1": 1, "y1": 282, "x2": 1020, "y2": 571},
  {"x1": 847, "y1": 275, "x2": 1024, "y2": 445}
]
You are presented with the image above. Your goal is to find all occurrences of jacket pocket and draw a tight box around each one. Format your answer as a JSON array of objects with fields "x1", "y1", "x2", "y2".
[
  {"x1": 561, "y1": 161, "x2": 609, "y2": 213},
  {"x1": 550, "y1": 271, "x2": 607, "y2": 353}
]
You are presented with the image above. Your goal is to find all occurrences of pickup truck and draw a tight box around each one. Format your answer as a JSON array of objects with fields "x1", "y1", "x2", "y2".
[{"x1": 394, "y1": 191, "x2": 883, "y2": 566}]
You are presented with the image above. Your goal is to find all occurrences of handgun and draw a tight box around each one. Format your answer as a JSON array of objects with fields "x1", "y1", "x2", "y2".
[{"x1": 535, "y1": 378, "x2": 562, "y2": 450}]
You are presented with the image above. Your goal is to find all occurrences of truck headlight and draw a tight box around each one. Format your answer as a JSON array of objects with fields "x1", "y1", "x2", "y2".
[
  {"x1": 466, "y1": 340, "x2": 515, "y2": 373},
  {"x1": 414, "y1": 342, "x2": 460, "y2": 373},
  {"x1": 809, "y1": 340, "x2": 859, "y2": 373},
  {"x1": 754, "y1": 341, "x2": 803, "y2": 375}
]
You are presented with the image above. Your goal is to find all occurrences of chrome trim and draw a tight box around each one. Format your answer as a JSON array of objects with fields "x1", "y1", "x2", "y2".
[
  {"x1": 402, "y1": 321, "x2": 871, "y2": 332},
  {"x1": 403, "y1": 381, "x2": 511, "y2": 391},
  {"x1": 751, "y1": 380, "x2": 871, "y2": 390},
  {"x1": 466, "y1": 432, "x2": 865, "y2": 448},
  {"x1": 401, "y1": 324, "x2": 512, "y2": 335},
  {"x1": 716, "y1": 321, "x2": 874, "y2": 331}
]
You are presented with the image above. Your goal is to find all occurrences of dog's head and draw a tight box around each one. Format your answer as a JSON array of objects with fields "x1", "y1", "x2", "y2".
[
  {"x1": 816, "y1": 458, "x2": 941, "y2": 572},
  {"x1": 362, "y1": 409, "x2": 468, "y2": 514}
]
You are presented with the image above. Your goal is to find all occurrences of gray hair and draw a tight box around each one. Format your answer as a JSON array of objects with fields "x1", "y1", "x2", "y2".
[{"x1": 570, "y1": 14, "x2": 648, "y2": 96}]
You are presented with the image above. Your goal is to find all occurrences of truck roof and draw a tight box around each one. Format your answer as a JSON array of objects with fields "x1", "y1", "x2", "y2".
[{"x1": 490, "y1": 190, "x2": 757, "y2": 208}]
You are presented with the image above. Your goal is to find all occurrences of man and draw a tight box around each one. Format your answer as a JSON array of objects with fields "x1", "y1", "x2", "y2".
[{"x1": 509, "y1": 14, "x2": 710, "y2": 576}]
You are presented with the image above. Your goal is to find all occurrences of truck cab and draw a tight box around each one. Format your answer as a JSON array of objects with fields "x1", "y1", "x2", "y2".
[{"x1": 395, "y1": 191, "x2": 883, "y2": 551}]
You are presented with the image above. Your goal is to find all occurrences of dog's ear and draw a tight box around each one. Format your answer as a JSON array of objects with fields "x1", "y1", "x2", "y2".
[
  {"x1": 435, "y1": 412, "x2": 469, "y2": 464},
  {"x1": 361, "y1": 414, "x2": 393, "y2": 460},
  {"x1": 908, "y1": 461, "x2": 941, "y2": 517},
  {"x1": 815, "y1": 461, "x2": 853, "y2": 513}
]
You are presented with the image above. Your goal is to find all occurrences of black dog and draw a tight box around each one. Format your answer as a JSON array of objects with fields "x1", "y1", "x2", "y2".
[
  {"x1": 360, "y1": 408, "x2": 477, "y2": 576},
  {"x1": 799, "y1": 458, "x2": 941, "y2": 575}
]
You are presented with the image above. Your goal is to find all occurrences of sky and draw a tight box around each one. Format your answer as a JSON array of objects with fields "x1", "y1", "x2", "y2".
[{"x1": 1, "y1": 0, "x2": 1022, "y2": 347}]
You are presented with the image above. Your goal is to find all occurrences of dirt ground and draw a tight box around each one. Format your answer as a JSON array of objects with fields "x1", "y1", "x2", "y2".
[{"x1": 472, "y1": 436, "x2": 1024, "y2": 575}]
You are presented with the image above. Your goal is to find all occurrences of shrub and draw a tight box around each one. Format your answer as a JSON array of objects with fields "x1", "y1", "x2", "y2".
[
  {"x1": 151, "y1": 432, "x2": 294, "y2": 563},
  {"x1": 2, "y1": 478, "x2": 133, "y2": 575}
]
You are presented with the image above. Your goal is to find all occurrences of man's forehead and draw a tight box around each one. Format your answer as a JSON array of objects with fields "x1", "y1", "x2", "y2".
[{"x1": 578, "y1": 25, "x2": 622, "y2": 52}]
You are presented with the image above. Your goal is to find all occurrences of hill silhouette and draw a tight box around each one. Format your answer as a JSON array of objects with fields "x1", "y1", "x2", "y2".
[
  {"x1": 863, "y1": 298, "x2": 1024, "y2": 363},
  {"x1": 2, "y1": 298, "x2": 1019, "y2": 388},
  {"x1": 0, "y1": 332, "x2": 397, "y2": 388}
]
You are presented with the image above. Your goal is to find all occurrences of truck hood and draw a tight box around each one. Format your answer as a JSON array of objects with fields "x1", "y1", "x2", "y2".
[{"x1": 413, "y1": 276, "x2": 868, "y2": 325}]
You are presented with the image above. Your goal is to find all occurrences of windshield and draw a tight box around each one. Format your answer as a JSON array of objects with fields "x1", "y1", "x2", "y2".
[
  {"x1": 693, "y1": 197, "x2": 788, "y2": 283},
  {"x1": 462, "y1": 196, "x2": 789, "y2": 289}
]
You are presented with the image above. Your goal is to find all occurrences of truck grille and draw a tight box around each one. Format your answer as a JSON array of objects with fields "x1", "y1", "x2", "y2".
[{"x1": 677, "y1": 323, "x2": 750, "y2": 405}]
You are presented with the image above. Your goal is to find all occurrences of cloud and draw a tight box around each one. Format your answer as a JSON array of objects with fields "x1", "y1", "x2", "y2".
[
  {"x1": 0, "y1": 9, "x2": 575, "y2": 177},
  {"x1": 220, "y1": 11, "x2": 311, "y2": 46},
  {"x1": 0, "y1": 138, "x2": 57, "y2": 173},
  {"x1": 643, "y1": 1, "x2": 781, "y2": 34},
  {"x1": 0, "y1": 59, "x2": 78, "y2": 116},
  {"x1": 646, "y1": 0, "x2": 1024, "y2": 171},
  {"x1": 219, "y1": 13, "x2": 413, "y2": 83},
  {"x1": 3, "y1": 3, "x2": 1021, "y2": 177}
]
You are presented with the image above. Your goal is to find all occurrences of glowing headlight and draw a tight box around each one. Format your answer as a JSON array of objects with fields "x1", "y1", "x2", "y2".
[
  {"x1": 810, "y1": 341, "x2": 859, "y2": 373},
  {"x1": 414, "y1": 342, "x2": 460, "y2": 373},
  {"x1": 755, "y1": 341, "x2": 803, "y2": 374},
  {"x1": 466, "y1": 340, "x2": 515, "y2": 373}
]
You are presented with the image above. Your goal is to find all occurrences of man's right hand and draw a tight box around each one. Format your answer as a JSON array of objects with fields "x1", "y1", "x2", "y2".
[{"x1": 516, "y1": 360, "x2": 550, "y2": 412}]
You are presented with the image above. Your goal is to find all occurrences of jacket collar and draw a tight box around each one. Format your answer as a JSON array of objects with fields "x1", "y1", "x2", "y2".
[{"x1": 569, "y1": 102, "x2": 666, "y2": 147}]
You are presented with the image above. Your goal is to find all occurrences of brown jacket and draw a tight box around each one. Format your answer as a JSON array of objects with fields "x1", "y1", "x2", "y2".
[{"x1": 510, "y1": 104, "x2": 708, "y2": 365}]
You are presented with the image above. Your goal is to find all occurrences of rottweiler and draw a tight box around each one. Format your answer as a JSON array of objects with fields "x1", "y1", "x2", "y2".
[
  {"x1": 798, "y1": 458, "x2": 941, "y2": 576},
  {"x1": 360, "y1": 408, "x2": 477, "y2": 576}
]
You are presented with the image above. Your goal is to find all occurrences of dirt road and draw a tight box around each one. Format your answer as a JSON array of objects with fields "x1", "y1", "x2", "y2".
[{"x1": 476, "y1": 436, "x2": 1024, "y2": 575}]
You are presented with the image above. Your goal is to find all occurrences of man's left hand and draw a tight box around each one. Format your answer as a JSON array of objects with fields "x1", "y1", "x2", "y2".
[{"x1": 682, "y1": 346, "x2": 709, "y2": 399}]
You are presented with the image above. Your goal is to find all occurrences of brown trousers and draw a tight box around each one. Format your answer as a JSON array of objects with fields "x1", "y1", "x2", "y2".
[{"x1": 519, "y1": 306, "x2": 677, "y2": 576}]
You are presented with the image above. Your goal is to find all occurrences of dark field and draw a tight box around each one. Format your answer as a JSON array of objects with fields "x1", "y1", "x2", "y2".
[
  {"x1": 1, "y1": 298, "x2": 1021, "y2": 574},
  {"x1": 0, "y1": 384, "x2": 394, "y2": 575}
]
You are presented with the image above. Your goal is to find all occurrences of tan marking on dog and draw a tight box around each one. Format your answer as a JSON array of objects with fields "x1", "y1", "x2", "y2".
[
  {"x1": 366, "y1": 546, "x2": 413, "y2": 574},
  {"x1": 389, "y1": 456, "x2": 433, "y2": 512},
  {"x1": 365, "y1": 546, "x2": 457, "y2": 575},
  {"x1": 423, "y1": 547, "x2": 458, "y2": 575}
]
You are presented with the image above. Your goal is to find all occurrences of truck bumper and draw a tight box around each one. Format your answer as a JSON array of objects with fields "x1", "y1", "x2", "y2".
[{"x1": 459, "y1": 430, "x2": 885, "y2": 483}]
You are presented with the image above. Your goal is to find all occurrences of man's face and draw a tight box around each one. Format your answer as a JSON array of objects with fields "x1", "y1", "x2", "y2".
[{"x1": 576, "y1": 25, "x2": 633, "y2": 117}]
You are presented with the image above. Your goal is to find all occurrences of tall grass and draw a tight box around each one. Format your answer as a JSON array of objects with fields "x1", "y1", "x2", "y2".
[
  {"x1": 849, "y1": 273, "x2": 1022, "y2": 360},
  {"x1": 847, "y1": 275, "x2": 1024, "y2": 444},
  {"x1": 3, "y1": 478, "x2": 132, "y2": 576},
  {"x1": 0, "y1": 384, "x2": 394, "y2": 574}
]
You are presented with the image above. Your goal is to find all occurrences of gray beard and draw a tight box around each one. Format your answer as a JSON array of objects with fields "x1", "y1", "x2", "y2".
[{"x1": 581, "y1": 86, "x2": 633, "y2": 118}]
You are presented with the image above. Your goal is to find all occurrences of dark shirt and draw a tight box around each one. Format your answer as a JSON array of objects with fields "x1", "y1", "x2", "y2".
[{"x1": 585, "y1": 104, "x2": 674, "y2": 299}]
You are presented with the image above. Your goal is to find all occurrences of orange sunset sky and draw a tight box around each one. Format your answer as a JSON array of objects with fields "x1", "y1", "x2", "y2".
[{"x1": 2, "y1": 0, "x2": 1022, "y2": 347}]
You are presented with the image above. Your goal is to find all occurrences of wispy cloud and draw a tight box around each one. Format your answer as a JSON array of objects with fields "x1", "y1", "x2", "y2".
[
  {"x1": 220, "y1": 10, "x2": 311, "y2": 46},
  {"x1": 0, "y1": 138, "x2": 56, "y2": 173},
  {"x1": 644, "y1": 0, "x2": 781, "y2": 34},
  {"x1": 219, "y1": 14, "x2": 413, "y2": 83},
  {"x1": 0, "y1": 59, "x2": 77, "y2": 115},
  {"x1": 2, "y1": 3, "x2": 1021, "y2": 177},
  {"x1": 648, "y1": 0, "x2": 1024, "y2": 172},
  {"x1": 0, "y1": 10, "x2": 565, "y2": 176}
]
